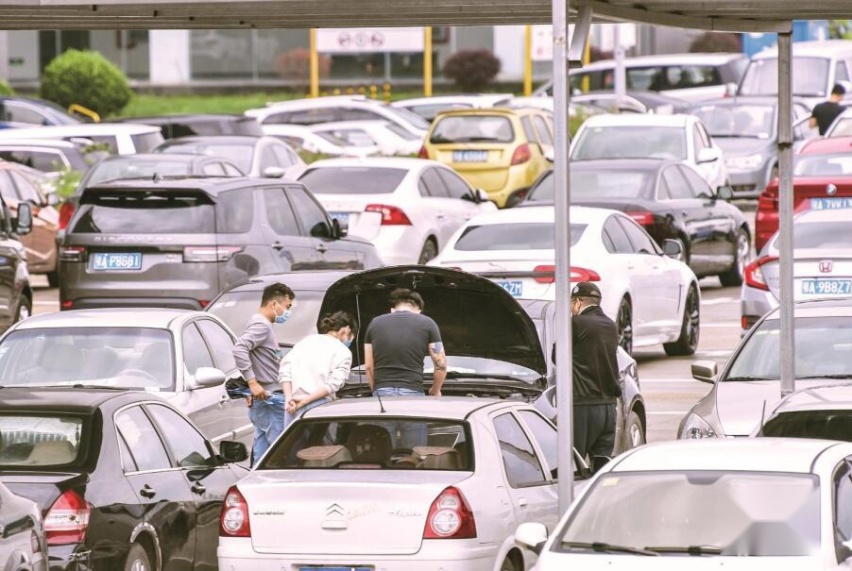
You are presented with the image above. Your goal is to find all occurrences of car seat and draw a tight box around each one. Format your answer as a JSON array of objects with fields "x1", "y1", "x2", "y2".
[
  {"x1": 345, "y1": 424, "x2": 392, "y2": 464},
  {"x1": 297, "y1": 444, "x2": 353, "y2": 468},
  {"x1": 414, "y1": 446, "x2": 461, "y2": 470},
  {"x1": 26, "y1": 440, "x2": 76, "y2": 465}
]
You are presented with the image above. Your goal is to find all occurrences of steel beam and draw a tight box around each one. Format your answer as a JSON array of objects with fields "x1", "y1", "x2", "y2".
[
  {"x1": 568, "y1": 5, "x2": 592, "y2": 65},
  {"x1": 777, "y1": 30, "x2": 795, "y2": 397}
]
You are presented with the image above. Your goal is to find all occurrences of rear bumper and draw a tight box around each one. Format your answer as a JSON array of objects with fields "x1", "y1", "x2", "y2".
[
  {"x1": 741, "y1": 288, "x2": 777, "y2": 333},
  {"x1": 47, "y1": 544, "x2": 92, "y2": 571},
  {"x1": 63, "y1": 297, "x2": 204, "y2": 311}
]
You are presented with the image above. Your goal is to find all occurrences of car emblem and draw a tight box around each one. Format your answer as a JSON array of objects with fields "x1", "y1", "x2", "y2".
[
  {"x1": 827, "y1": 184, "x2": 838, "y2": 196},
  {"x1": 820, "y1": 261, "x2": 833, "y2": 273},
  {"x1": 322, "y1": 503, "x2": 348, "y2": 530}
]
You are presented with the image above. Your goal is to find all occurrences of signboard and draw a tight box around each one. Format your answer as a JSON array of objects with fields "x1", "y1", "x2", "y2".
[
  {"x1": 317, "y1": 27, "x2": 425, "y2": 54},
  {"x1": 531, "y1": 25, "x2": 577, "y2": 61}
]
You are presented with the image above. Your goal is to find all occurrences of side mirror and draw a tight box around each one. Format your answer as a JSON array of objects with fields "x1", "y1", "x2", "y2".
[
  {"x1": 691, "y1": 360, "x2": 718, "y2": 384},
  {"x1": 15, "y1": 202, "x2": 32, "y2": 236},
  {"x1": 544, "y1": 148, "x2": 555, "y2": 162},
  {"x1": 219, "y1": 440, "x2": 249, "y2": 463},
  {"x1": 716, "y1": 185, "x2": 734, "y2": 201},
  {"x1": 697, "y1": 147, "x2": 721, "y2": 164},
  {"x1": 192, "y1": 366, "x2": 227, "y2": 388},
  {"x1": 515, "y1": 522, "x2": 548, "y2": 555},
  {"x1": 262, "y1": 166, "x2": 286, "y2": 179},
  {"x1": 662, "y1": 239, "x2": 684, "y2": 260},
  {"x1": 46, "y1": 192, "x2": 61, "y2": 207}
]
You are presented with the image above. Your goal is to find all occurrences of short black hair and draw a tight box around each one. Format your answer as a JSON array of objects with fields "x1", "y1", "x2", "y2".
[
  {"x1": 261, "y1": 282, "x2": 295, "y2": 305},
  {"x1": 833, "y1": 83, "x2": 847, "y2": 96},
  {"x1": 389, "y1": 288, "x2": 424, "y2": 310},
  {"x1": 319, "y1": 311, "x2": 359, "y2": 335}
]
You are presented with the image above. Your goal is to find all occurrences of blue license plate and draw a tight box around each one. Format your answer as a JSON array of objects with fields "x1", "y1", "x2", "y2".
[
  {"x1": 329, "y1": 212, "x2": 350, "y2": 227},
  {"x1": 453, "y1": 150, "x2": 488, "y2": 163},
  {"x1": 809, "y1": 198, "x2": 852, "y2": 210},
  {"x1": 496, "y1": 280, "x2": 523, "y2": 297},
  {"x1": 801, "y1": 279, "x2": 852, "y2": 295},
  {"x1": 92, "y1": 252, "x2": 142, "y2": 271}
]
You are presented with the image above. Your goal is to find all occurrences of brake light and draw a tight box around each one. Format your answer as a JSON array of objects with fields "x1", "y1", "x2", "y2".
[
  {"x1": 58, "y1": 202, "x2": 76, "y2": 230},
  {"x1": 365, "y1": 204, "x2": 412, "y2": 225},
  {"x1": 532, "y1": 265, "x2": 601, "y2": 284},
  {"x1": 44, "y1": 490, "x2": 90, "y2": 546},
  {"x1": 220, "y1": 486, "x2": 251, "y2": 538},
  {"x1": 511, "y1": 144, "x2": 531, "y2": 166},
  {"x1": 755, "y1": 187, "x2": 780, "y2": 252},
  {"x1": 627, "y1": 211, "x2": 654, "y2": 226},
  {"x1": 59, "y1": 246, "x2": 86, "y2": 263},
  {"x1": 418, "y1": 146, "x2": 429, "y2": 159},
  {"x1": 423, "y1": 486, "x2": 476, "y2": 539},
  {"x1": 744, "y1": 256, "x2": 778, "y2": 292},
  {"x1": 570, "y1": 267, "x2": 601, "y2": 282},
  {"x1": 61, "y1": 300, "x2": 74, "y2": 310},
  {"x1": 183, "y1": 246, "x2": 243, "y2": 263}
]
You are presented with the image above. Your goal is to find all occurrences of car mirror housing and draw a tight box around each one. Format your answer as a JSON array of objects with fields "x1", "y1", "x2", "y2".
[
  {"x1": 691, "y1": 360, "x2": 718, "y2": 384},
  {"x1": 544, "y1": 148, "x2": 555, "y2": 163},
  {"x1": 716, "y1": 185, "x2": 734, "y2": 201},
  {"x1": 219, "y1": 440, "x2": 249, "y2": 463},
  {"x1": 697, "y1": 147, "x2": 721, "y2": 164},
  {"x1": 662, "y1": 239, "x2": 683, "y2": 260},
  {"x1": 15, "y1": 202, "x2": 33, "y2": 236},
  {"x1": 192, "y1": 366, "x2": 227, "y2": 388},
  {"x1": 262, "y1": 166, "x2": 286, "y2": 179},
  {"x1": 515, "y1": 522, "x2": 548, "y2": 555},
  {"x1": 46, "y1": 192, "x2": 61, "y2": 207}
]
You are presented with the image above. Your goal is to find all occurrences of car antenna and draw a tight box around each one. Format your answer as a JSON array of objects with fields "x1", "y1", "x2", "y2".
[{"x1": 355, "y1": 290, "x2": 385, "y2": 413}]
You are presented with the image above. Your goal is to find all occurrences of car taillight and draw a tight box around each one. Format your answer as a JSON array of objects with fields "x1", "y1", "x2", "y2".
[
  {"x1": 423, "y1": 486, "x2": 476, "y2": 540},
  {"x1": 220, "y1": 486, "x2": 251, "y2": 538},
  {"x1": 532, "y1": 265, "x2": 601, "y2": 284},
  {"x1": 58, "y1": 202, "x2": 76, "y2": 230},
  {"x1": 183, "y1": 246, "x2": 243, "y2": 263},
  {"x1": 511, "y1": 144, "x2": 531, "y2": 166},
  {"x1": 757, "y1": 188, "x2": 779, "y2": 214},
  {"x1": 365, "y1": 204, "x2": 412, "y2": 225},
  {"x1": 755, "y1": 188, "x2": 779, "y2": 252},
  {"x1": 418, "y1": 146, "x2": 429, "y2": 159},
  {"x1": 570, "y1": 267, "x2": 601, "y2": 282},
  {"x1": 627, "y1": 211, "x2": 654, "y2": 225},
  {"x1": 61, "y1": 300, "x2": 74, "y2": 310},
  {"x1": 44, "y1": 490, "x2": 90, "y2": 546},
  {"x1": 59, "y1": 246, "x2": 86, "y2": 263},
  {"x1": 744, "y1": 256, "x2": 778, "y2": 292}
]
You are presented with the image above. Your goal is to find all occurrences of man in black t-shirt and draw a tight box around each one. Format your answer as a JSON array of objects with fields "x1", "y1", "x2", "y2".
[{"x1": 810, "y1": 84, "x2": 847, "y2": 136}]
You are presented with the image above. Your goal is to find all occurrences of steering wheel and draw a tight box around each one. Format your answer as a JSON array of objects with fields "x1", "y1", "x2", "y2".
[{"x1": 119, "y1": 368, "x2": 158, "y2": 383}]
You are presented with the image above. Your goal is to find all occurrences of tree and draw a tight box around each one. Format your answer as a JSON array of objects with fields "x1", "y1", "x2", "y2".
[
  {"x1": 689, "y1": 32, "x2": 743, "y2": 53},
  {"x1": 442, "y1": 50, "x2": 501, "y2": 92},
  {"x1": 40, "y1": 49, "x2": 133, "y2": 117}
]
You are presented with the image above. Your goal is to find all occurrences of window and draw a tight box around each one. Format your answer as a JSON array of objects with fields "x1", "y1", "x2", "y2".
[
  {"x1": 603, "y1": 218, "x2": 634, "y2": 254},
  {"x1": 258, "y1": 145, "x2": 278, "y2": 171},
  {"x1": 146, "y1": 404, "x2": 213, "y2": 468},
  {"x1": 618, "y1": 216, "x2": 660, "y2": 255},
  {"x1": 837, "y1": 61, "x2": 850, "y2": 83},
  {"x1": 454, "y1": 223, "x2": 586, "y2": 251},
  {"x1": 420, "y1": 168, "x2": 449, "y2": 198},
  {"x1": 182, "y1": 323, "x2": 215, "y2": 375},
  {"x1": 300, "y1": 167, "x2": 406, "y2": 195},
  {"x1": 533, "y1": 115, "x2": 553, "y2": 146},
  {"x1": 0, "y1": 149, "x2": 66, "y2": 172},
  {"x1": 202, "y1": 162, "x2": 226, "y2": 176},
  {"x1": 661, "y1": 166, "x2": 693, "y2": 200},
  {"x1": 8, "y1": 171, "x2": 42, "y2": 204},
  {"x1": 836, "y1": 461, "x2": 852, "y2": 543},
  {"x1": 115, "y1": 406, "x2": 171, "y2": 472},
  {"x1": 284, "y1": 108, "x2": 338, "y2": 125},
  {"x1": 2, "y1": 102, "x2": 47, "y2": 126},
  {"x1": 222, "y1": 162, "x2": 243, "y2": 176},
  {"x1": 0, "y1": 172, "x2": 15, "y2": 203},
  {"x1": 117, "y1": 430, "x2": 137, "y2": 472},
  {"x1": 262, "y1": 111, "x2": 293, "y2": 125},
  {"x1": 517, "y1": 411, "x2": 557, "y2": 479},
  {"x1": 693, "y1": 125, "x2": 707, "y2": 154},
  {"x1": 437, "y1": 169, "x2": 472, "y2": 199},
  {"x1": 272, "y1": 144, "x2": 297, "y2": 168},
  {"x1": 0, "y1": 414, "x2": 84, "y2": 467},
  {"x1": 430, "y1": 115, "x2": 515, "y2": 144},
  {"x1": 263, "y1": 188, "x2": 300, "y2": 236},
  {"x1": 287, "y1": 186, "x2": 332, "y2": 239},
  {"x1": 131, "y1": 132, "x2": 165, "y2": 154},
  {"x1": 521, "y1": 117, "x2": 537, "y2": 143},
  {"x1": 680, "y1": 165, "x2": 713, "y2": 198},
  {"x1": 196, "y1": 319, "x2": 237, "y2": 372},
  {"x1": 339, "y1": 108, "x2": 382, "y2": 121},
  {"x1": 493, "y1": 413, "x2": 547, "y2": 487},
  {"x1": 72, "y1": 191, "x2": 216, "y2": 235}
]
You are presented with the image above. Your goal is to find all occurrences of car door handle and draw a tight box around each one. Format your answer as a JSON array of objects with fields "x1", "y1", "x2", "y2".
[
  {"x1": 436, "y1": 214, "x2": 446, "y2": 219},
  {"x1": 219, "y1": 395, "x2": 229, "y2": 406},
  {"x1": 315, "y1": 243, "x2": 328, "y2": 253},
  {"x1": 191, "y1": 483, "x2": 206, "y2": 495},
  {"x1": 139, "y1": 485, "x2": 156, "y2": 499},
  {"x1": 272, "y1": 243, "x2": 285, "y2": 251},
  {"x1": 518, "y1": 498, "x2": 528, "y2": 508}
]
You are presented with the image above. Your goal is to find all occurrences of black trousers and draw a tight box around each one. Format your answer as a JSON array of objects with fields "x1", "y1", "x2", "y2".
[{"x1": 573, "y1": 403, "x2": 616, "y2": 471}]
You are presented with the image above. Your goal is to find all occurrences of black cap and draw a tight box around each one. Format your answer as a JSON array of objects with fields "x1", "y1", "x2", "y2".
[{"x1": 571, "y1": 281, "x2": 601, "y2": 299}]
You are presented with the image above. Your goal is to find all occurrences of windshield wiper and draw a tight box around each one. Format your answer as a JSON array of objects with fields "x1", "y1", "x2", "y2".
[
  {"x1": 798, "y1": 374, "x2": 852, "y2": 380},
  {"x1": 723, "y1": 376, "x2": 773, "y2": 382},
  {"x1": 562, "y1": 541, "x2": 658, "y2": 556},
  {"x1": 644, "y1": 545, "x2": 722, "y2": 556}
]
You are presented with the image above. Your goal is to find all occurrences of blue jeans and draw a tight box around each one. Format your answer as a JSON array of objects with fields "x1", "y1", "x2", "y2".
[
  {"x1": 373, "y1": 386, "x2": 427, "y2": 448},
  {"x1": 284, "y1": 397, "x2": 330, "y2": 429},
  {"x1": 248, "y1": 397, "x2": 285, "y2": 466}
]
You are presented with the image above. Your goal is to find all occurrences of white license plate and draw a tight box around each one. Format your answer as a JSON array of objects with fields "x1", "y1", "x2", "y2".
[
  {"x1": 299, "y1": 567, "x2": 372, "y2": 571},
  {"x1": 329, "y1": 212, "x2": 350, "y2": 228},
  {"x1": 496, "y1": 280, "x2": 523, "y2": 297},
  {"x1": 453, "y1": 150, "x2": 488, "y2": 163},
  {"x1": 809, "y1": 198, "x2": 852, "y2": 210},
  {"x1": 801, "y1": 279, "x2": 852, "y2": 295},
  {"x1": 92, "y1": 252, "x2": 142, "y2": 271}
]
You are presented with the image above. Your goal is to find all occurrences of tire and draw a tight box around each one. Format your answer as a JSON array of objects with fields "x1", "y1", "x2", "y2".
[
  {"x1": 123, "y1": 544, "x2": 151, "y2": 571},
  {"x1": 47, "y1": 270, "x2": 59, "y2": 288},
  {"x1": 718, "y1": 228, "x2": 750, "y2": 287},
  {"x1": 14, "y1": 296, "x2": 31, "y2": 323},
  {"x1": 663, "y1": 284, "x2": 700, "y2": 356},
  {"x1": 417, "y1": 239, "x2": 438, "y2": 265},
  {"x1": 616, "y1": 298, "x2": 633, "y2": 356},
  {"x1": 621, "y1": 410, "x2": 645, "y2": 452},
  {"x1": 499, "y1": 554, "x2": 519, "y2": 571}
]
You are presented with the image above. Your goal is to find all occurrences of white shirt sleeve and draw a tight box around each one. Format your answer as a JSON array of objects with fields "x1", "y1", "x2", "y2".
[{"x1": 325, "y1": 345, "x2": 352, "y2": 397}]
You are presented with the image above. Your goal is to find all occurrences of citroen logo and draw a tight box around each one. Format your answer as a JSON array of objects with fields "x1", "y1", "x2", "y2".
[
  {"x1": 322, "y1": 503, "x2": 348, "y2": 530},
  {"x1": 326, "y1": 503, "x2": 345, "y2": 517},
  {"x1": 827, "y1": 184, "x2": 838, "y2": 196}
]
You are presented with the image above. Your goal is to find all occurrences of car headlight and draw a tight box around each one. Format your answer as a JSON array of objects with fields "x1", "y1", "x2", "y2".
[
  {"x1": 679, "y1": 412, "x2": 719, "y2": 439},
  {"x1": 725, "y1": 153, "x2": 763, "y2": 170}
]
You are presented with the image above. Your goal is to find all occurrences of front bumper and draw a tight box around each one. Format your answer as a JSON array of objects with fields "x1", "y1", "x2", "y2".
[{"x1": 727, "y1": 169, "x2": 765, "y2": 198}]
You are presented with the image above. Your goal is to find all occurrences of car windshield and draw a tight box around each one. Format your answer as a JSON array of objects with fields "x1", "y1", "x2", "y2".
[
  {"x1": 0, "y1": 414, "x2": 86, "y2": 467},
  {"x1": 794, "y1": 154, "x2": 852, "y2": 176},
  {"x1": 527, "y1": 170, "x2": 652, "y2": 202},
  {"x1": 692, "y1": 104, "x2": 774, "y2": 138},
  {"x1": 156, "y1": 142, "x2": 254, "y2": 173},
  {"x1": 87, "y1": 158, "x2": 195, "y2": 185},
  {"x1": 762, "y1": 410, "x2": 852, "y2": 441},
  {"x1": 725, "y1": 316, "x2": 852, "y2": 381},
  {"x1": 259, "y1": 418, "x2": 472, "y2": 470},
  {"x1": 453, "y1": 222, "x2": 586, "y2": 251},
  {"x1": 828, "y1": 116, "x2": 852, "y2": 137},
  {"x1": 573, "y1": 126, "x2": 687, "y2": 161},
  {"x1": 430, "y1": 115, "x2": 515, "y2": 144},
  {"x1": 300, "y1": 167, "x2": 407, "y2": 195},
  {"x1": 0, "y1": 328, "x2": 175, "y2": 390},
  {"x1": 739, "y1": 57, "x2": 831, "y2": 98},
  {"x1": 555, "y1": 471, "x2": 820, "y2": 556}
]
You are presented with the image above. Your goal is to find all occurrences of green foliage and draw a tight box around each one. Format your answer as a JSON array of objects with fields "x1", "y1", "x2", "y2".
[
  {"x1": 52, "y1": 167, "x2": 83, "y2": 201},
  {"x1": 442, "y1": 50, "x2": 502, "y2": 92},
  {"x1": 689, "y1": 32, "x2": 742, "y2": 53},
  {"x1": 0, "y1": 80, "x2": 13, "y2": 96},
  {"x1": 830, "y1": 20, "x2": 852, "y2": 40},
  {"x1": 40, "y1": 49, "x2": 133, "y2": 117}
]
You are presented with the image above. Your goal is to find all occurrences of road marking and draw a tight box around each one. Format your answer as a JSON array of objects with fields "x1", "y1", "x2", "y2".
[
  {"x1": 647, "y1": 411, "x2": 687, "y2": 416},
  {"x1": 700, "y1": 322, "x2": 740, "y2": 328},
  {"x1": 701, "y1": 297, "x2": 738, "y2": 306}
]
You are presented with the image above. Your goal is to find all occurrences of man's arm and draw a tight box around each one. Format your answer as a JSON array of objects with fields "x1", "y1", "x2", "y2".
[
  {"x1": 809, "y1": 116, "x2": 818, "y2": 129},
  {"x1": 232, "y1": 320, "x2": 269, "y2": 400},
  {"x1": 428, "y1": 341, "x2": 447, "y2": 396},
  {"x1": 364, "y1": 343, "x2": 375, "y2": 390}
]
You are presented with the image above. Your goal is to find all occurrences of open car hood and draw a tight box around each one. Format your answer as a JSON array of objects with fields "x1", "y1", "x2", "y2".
[{"x1": 319, "y1": 266, "x2": 547, "y2": 377}]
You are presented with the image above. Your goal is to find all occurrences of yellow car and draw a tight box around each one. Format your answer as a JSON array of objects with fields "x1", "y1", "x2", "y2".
[{"x1": 419, "y1": 107, "x2": 554, "y2": 207}]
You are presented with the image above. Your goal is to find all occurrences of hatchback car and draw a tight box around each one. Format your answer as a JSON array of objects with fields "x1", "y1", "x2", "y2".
[
  {"x1": 310, "y1": 120, "x2": 424, "y2": 156},
  {"x1": 59, "y1": 177, "x2": 381, "y2": 311},
  {"x1": 112, "y1": 113, "x2": 265, "y2": 139},
  {"x1": 681, "y1": 298, "x2": 852, "y2": 439},
  {"x1": 516, "y1": 438, "x2": 852, "y2": 569},
  {"x1": 757, "y1": 384, "x2": 852, "y2": 441},
  {"x1": 419, "y1": 107, "x2": 554, "y2": 207},
  {"x1": 0, "y1": 387, "x2": 249, "y2": 571},
  {"x1": 523, "y1": 160, "x2": 751, "y2": 286},
  {"x1": 392, "y1": 94, "x2": 513, "y2": 122},
  {"x1": 299, "y1": 157, "x2": 496, "y2": 265},
  {"x1": 0, "y1": 139, "x2": 93, "y2": 175},
  {"x1": 0, "y1": 96, "x2": 83, "y2": 129},
  {"x1": 0, "y1": 481, "x2": 46, "y2": 571}
]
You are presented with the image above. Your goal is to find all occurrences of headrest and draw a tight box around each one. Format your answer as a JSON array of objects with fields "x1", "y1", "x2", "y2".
[
  {"x1": 297, "y1": 445, "x2": 352, "y2": 468},
  {"x1": 27, "y1": 440, "x2": 77, "y2": 465}
]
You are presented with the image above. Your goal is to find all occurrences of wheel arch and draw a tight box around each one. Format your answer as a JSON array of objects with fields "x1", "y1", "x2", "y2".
[{"x1": 129, "y1": 522, "x2": 162, "y2": 571}]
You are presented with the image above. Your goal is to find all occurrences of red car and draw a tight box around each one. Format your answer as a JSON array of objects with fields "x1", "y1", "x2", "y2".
[{"x1": 756, "y1": 136, "x2": 852, "y2": 252}]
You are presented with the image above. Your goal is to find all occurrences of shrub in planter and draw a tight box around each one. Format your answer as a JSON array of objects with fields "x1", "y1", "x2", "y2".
[
  {"x1": 40, "y1": 49, "x2": 133, "y2": 117},
  {"x1": 442, "y1": 50, "x2": 502, "y2": 92}
]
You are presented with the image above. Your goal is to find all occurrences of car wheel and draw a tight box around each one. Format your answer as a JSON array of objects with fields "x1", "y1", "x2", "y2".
[
  {"x1": 616, "y1": 298, "x2": 633, "y2": 356},
  {"x1": 718, "y1": 228, "x2": 750, "y2": 287},
  {"x1": 418, "y1": 239, "x2": 438, "y2": 265},
  {"x1": 663, "y1": 284, "x2": 700, "y2": 356},
  {"x1": 124, "y1": 544, "x2": 151, "y2": 571},
  {"x1": 499, "y1": 554, "x2": 519, "y2": 571},
  {"x1": 15, "y1": 295, "x2": 31, "y2": 323},
  {"x1": 47, "y1": 270, "x2": 59, "y2": 288},
  {"x1": 622, "y1": 410, "x2": 645, "y2": 451}
]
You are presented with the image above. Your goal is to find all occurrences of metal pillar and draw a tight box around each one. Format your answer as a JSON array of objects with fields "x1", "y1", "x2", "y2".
[
  {"x1": 777, "y1": 30, "x2": 795, "y2": 397},
  {"x1": 568, "y1": 6, "x2": 593, "y2": 65},
  {"x1": 553, "y1": 0, "x2": 574, "y2": 516},
  {"x1": 614, "y1": 25, "x2": 626, "y2": 107}
]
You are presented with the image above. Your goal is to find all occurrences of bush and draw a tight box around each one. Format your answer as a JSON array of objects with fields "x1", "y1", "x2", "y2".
[
  {"x1": 40, "y1": 49, "x2": 133, "y2": 117},
  {"x1": 442, "y1": 50, "x2": 501, "y2": 92},
  {"x1": 0, "y1": 80, "x2": 13, "y2": 96},
  {"x1": 689, "y1": 32, "x2": 742, "y2": 53},
  {"x1": 275, "y1": 48, "x2": 331, "y2": 81}
]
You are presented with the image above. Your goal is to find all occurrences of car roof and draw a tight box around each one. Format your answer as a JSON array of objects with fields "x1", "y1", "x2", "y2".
[
  {"x1": 581, "y1": 113, "x2": 692, "y2": 127},
  {"x1": 0, "y1": 138, "x2": 81, "y2": 149},
  {"x1": 611, "y1": 438, "x2": 851, "y2": 474},
  {"x1": 300, "y1": 395, "x2": 516, "y2": 420},
  {"x1": 764, "y1": 298, "x2": 852, "y2": 320},
  {"x1": 217, "y1": 270, "x2": 354, "y2": 293},
  {"x1": 691, "y1": 96, "x2": 784, "y2": 107},
  {"x1": 311, "y1": 120, "x2": 394, "y2": 130},
  {"x1": 751, "y1": 39, "x2": 852, "y2": 59},
  {"x1": 569, "y1": 158, "x2": 673, "y2": 172},
  {"x1": 465, "y1": 204, "x2": 618, "y2": 226},
  {"x1": 771, "y1": 384, "x2": 852, "y2": 414},
  {"x1": 158, "y1": 135, "x2": 266, "y2": 145},
  {"x1": 9, "y1": 308, "x2": 199, "y2": 331},
  {"x1": 583, "y1": 52, "x2": 746, "y2": 68},
  {"x1": 0, "y1": 123, "x2": 160, "y2": 136},
  {"x1": 97, "y1": 153, "x2": 216, "y2": 164},
  {"x1": 303, "y1": 156, "x2": 436, "y2": 170},
  {"x1": 83, "y1": 175, "x2": 297, "y2": 195},
  {"x1": 799, "y1": 136, "x2": 852, "y2": 156},
  {"x1": 433, "y1": 107, "x2": 534, "y2": 119},
  {"x1": 0, "y1": 386, "x2": 164, "y2": 414},
  {"x1": 393, "y1": 94, "x2": 513, "y2": 106},
  {"x1": 248, "y1": 97, "x2": 384, "y2": 114}
]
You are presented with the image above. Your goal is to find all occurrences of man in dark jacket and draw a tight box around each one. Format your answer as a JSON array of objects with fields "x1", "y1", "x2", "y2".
[{"x1": 571, "y1": 281, "x2": 621, "y2": 473}]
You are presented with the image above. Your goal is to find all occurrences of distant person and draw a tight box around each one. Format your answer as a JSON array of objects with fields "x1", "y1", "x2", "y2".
[{"x1": 810, "y1": 83, "x2": 847, "y2": 135}]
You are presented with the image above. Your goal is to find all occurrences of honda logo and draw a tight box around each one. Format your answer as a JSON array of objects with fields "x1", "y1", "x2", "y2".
[{"x1": 819, "y1": 261, "x2": 833, "y2": 273}]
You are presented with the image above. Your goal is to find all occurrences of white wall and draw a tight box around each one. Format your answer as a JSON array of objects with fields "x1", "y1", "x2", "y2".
[
  {"x1": 7, "y1": 31, "x2": 40, "y2": 82},
  {"x1": 149, "y1": 30, "x2": 191, "y2": 85}
]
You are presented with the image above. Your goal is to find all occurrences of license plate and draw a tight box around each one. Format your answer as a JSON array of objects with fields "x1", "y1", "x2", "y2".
[
  {"x1": 329, "y1": 212, "x2": 350, "y2": 228},
  {"x1": 496, "y1": 280, "x2": 523, "y2": 297},
  {"x1": 809, "y1": 198, "x2": 852, "y2": 210},
  {"x1": 801, "y1": 279, "x2": 852, "y2": 295},
  {"x1": 92, "y1": 252, "x2": 142, "y2": 271},
  {"x1": 298, "y1": 567, "x2": 372, "y2": 571},
  {"x1": 453, "y1": 150, "x2": 488, "y2": 163}
]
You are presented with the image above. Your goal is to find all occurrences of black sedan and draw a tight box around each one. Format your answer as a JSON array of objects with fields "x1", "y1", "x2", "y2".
[
  {"x1": 523, "y1": 159, "x2": 751, "y2": 285},
  {"x1": 0, "y1": 387, "x2": 249, "y2": 570}
]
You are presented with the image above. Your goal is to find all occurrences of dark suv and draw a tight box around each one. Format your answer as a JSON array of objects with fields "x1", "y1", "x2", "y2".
[{"x1": 58, "y1": 177, "x2": 383, "y2": 310}]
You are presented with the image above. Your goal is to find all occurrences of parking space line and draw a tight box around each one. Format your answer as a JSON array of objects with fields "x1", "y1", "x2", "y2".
[
  {"x1": 647, "y1": 411, "x2": 686, "y2": 416},
  {"x1": 701, "y1": 297, "x2": 738, "y2": 306}
]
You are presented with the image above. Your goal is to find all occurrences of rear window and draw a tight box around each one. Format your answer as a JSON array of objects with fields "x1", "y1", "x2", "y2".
[
  {"x1": 769, "y1": 220, "x2": 852, "y2": 250},
  {"x1": 72, "y1": 191, "x2": 216, "y2": 234},
  {"x1": 527, "y1": 170, "x2": 652, "y2": 202},
  {"x1": 430, "y1": 115, "x2": 515, "y2": 144},
  {"x1": 794, "y1": 154, "x2": 852, "y2": 176},
  {"x1": 87, "y1": 158, "x2": 194, "y2": 186},
  {"x1": 0, "y1": 414, "x2": 86, "y2": 467},
  {"x1": 761, "y1": 410, "x2": 852, "y2": 441},
  {"x1": 259, "y1": 418, "x2": 472, "y2": 471},
  {"x1": 454, "y1": 222, "x2": 585, "y2": 251},
  {"x1": 300, "y1": 167, "x2": 407, "y2": 195},
  {"x1": 573, "y1": 126, "x2": 687, "y2": 161},
  {"x1": 132, "y1": 131, "x2": 165, "y2": 153},
  {"x1": 156, "y1": 142, "x2": 254, "y2": 174}
]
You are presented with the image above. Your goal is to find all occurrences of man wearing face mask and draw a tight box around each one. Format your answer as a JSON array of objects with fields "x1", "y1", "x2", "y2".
[{"x1": 233, "y1": 282, "x2": 295, "y2": 465}]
